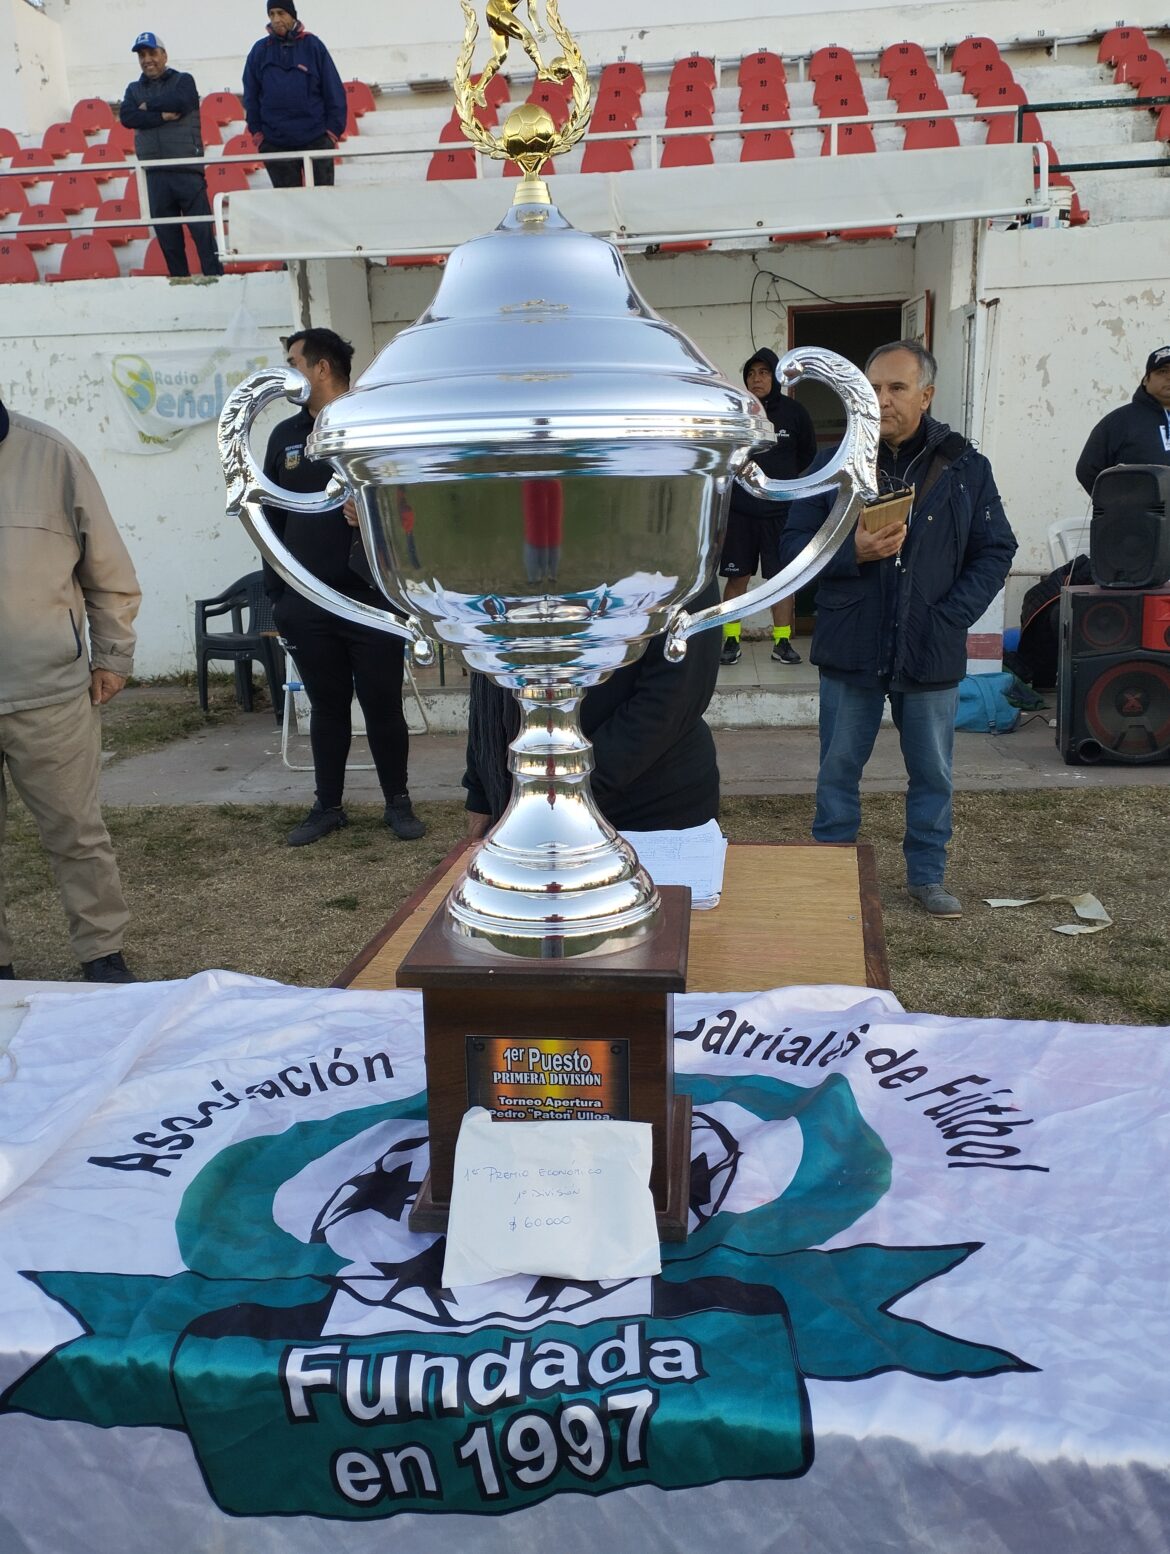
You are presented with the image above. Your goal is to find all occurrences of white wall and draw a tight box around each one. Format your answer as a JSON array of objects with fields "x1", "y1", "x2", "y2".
[
  {"x1": 0, "y1": 274, "x2": 289, "y2": 677},
  {"x1": 2, "y1": 0, "x2": 68, "y2": 134}
]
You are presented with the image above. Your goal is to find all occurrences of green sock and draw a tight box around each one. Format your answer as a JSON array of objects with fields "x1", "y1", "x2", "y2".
[
  {"x1": 724, "y1": 623, "x2": 742, "y2": 642},
  {"x1": 773, "y1": 625, "x2": 791, "y2": 642}
]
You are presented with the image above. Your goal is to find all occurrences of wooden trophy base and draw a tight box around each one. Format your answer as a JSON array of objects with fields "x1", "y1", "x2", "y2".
[{"x1": 397, "y1": 886, "x2": 693, "y2": 1242}]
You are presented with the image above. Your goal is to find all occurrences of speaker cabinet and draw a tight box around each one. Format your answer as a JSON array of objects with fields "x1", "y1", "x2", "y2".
[
  {"x1": 1089, "y1": 465, "x2": 1170, "y2": 588},
  {"x1": 1059, "y1": 586, "x2": 1170, "y2": 763}
]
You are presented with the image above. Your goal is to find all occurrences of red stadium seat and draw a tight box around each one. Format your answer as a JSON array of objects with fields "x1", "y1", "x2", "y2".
[
  {"x1": 664, "y1": 101, "x2": 714, "y2": 130},
  {"x1": 387, "y1": 254, "x2": 446, "y2": 268},
  {"x1": 103, "y1": 124, "x2": 137, "y2": 156},
  {"x1": 661, "y1": 132, "x2": 714, "y2": 169},
  {"x1": 52, "y1": 171, "x2": 102, "y2": 213},
  {"x1": 771, "y1": 230, "x2": 829, "y2": 244},
  {"x1": 0, "y1": 237, "x2": 39, "y2": 282},
  {"x1": 344, "y1": 80, "x2": 376, "y2": 117},
  {"x1": 598, "y1": 62, "x2": 645, "y2": 97},
  {"x1": 204, "y1": 162, "x2": 251, "y2": 196},
  {"x1": 593, "y1": 102, "x2": 639, "y2": 135},
  {"x1": 41, "y1": 121, "x2": 87, "y2": 158},
  {"x1": 840, "y1": 225, "x2": 897, "y2": 240},
  {"x1": 8, "y1": 146, "x2": 56, "y2": 183},
  {"x1": 657, "y1": 240, "x2": 712, "y2": 253},
  {"x1": 896, "y1": 85, "x2": 949, "y2": 114},
  {"x1": 81, "y1": 143, "x2": 133, "y2": 180},
  {"x1": 19, "y1": 203, "x2": 69, "y2": 247},
  {"x1": 111, "y1": 176, "x2": 141, "y2": 214},
  {"x1": 951, "y1": 38, "x2": 1000, "y2": 74},
  {"x1": 202, "y1": 91, "x2": 244, "y2": 126},
  {"x1": 93, "y1": 198, "x2": 147, "y2": 244},
  {"x1": 1098, "y1": 27, "x2": 1148, "y2": 66},
  {"x1": 0, "y1": 126, "x2": 21, "y2": 158},
  {"x1": 0, "y1": 177, "x2": 27, "y2": 216},
  {"x1": 816, "y1": 89, "x2": 869, "y2": 120},
  {"x1": 739, "y1": 70, "x2": 785, "y2": 102},
  {"x1": 222, "y1": 132, "x2": 263, "y2": 172},
  {"x1": 1156, "y1": 105, "x2": 1170, "y2": 141},
  {"x1": 71, "y1": 98, "x2": 116, "y2": 135},
  {"x1": 426, "y1": 147, "x2": 476, "y2": 179},
  {"x1": 879, "y1": 42, "x2": 931, "y2": 79},
  {"x1": 963, "y1": 58, "x2": 1016, "y2": 93},
  {"x1": 822, "y1": 123, "x2": 876, "y2": 154},
  {"x1": 809, "y1": 47, "x2": 856, "y2": 80},
  {"x1": 903, "y1": 116, "x2": 961, "y2": 150},
  {"x1": 984, "y1": 111, "x2": 1044, "y2": 145},
  {"x1": 131, "y1": 233, "x2": 202, "y2": 276},
  {"x1": 1114, "y1": 50, "x2": 1166, "y2": 85},
  {"x1": 580, "y1": 138, "x2": 635, "y2": 174},
  {"x1": 738, "y1": 51, "x2": 785, "y2": 85},
  {"x1": 740, "y1": 92, "x2": 791, "y2": 124},
  {"x1": 1131, "y1": 67, "x2": 1170, "y2": 103},
  {"x1": 740, "y1": 128, "x2": 794, "y2": 161},
  {"x1": 439, "y1": 115, "x2": 469, "y2": 143},
  {"x1": 670, "y1": 56, "x2": 716, "y2": 91},
  {"x1": 46, "y1": 235, "x2": 120, "y2": 281},
  {"x1": 666, "y1": 79, "x2": 715, "y2": 113},
  {"x1": 813, "y1": 68, "x2": 864, "y2": 104},
  {"x1": 1067, "y1": 192, "x2": 1090, "y2": 226},
  {"x1": 199, "y1": 109, "x2": 223, "y2": 147},
  {"x1": 527, "y1": 83, "x2": 571, "y2": 126}
]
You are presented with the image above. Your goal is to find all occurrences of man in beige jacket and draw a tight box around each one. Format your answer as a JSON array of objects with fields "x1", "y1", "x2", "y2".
[{"x1": 0, "y1": 399, "x2": 141, "y2": 982}]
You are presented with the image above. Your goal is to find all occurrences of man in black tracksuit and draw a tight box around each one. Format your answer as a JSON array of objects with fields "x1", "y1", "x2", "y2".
[
  {"x1": 263, "y1": 328, "x2": 425, "y2": 847},
  {"x1": 1076, "y1": 344, "x2": 1170, "y2": 495},
  {"x1": 718, "y1": 347, "x2": 817, "y2": 667},
  {"x1": 119, "y1": 32, "x2": 223, "y2": 278}
]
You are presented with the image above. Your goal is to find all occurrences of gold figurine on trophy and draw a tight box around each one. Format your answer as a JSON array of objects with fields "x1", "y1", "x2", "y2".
[{"x1": 455, "y1": 0, "x2": 592, "y2": 196}]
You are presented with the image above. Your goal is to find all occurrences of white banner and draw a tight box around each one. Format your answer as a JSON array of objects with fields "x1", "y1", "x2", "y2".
[
  {"x1": 0, "y1": 972, "x2": 1166, "y2": 1553},
  {"x1": 105, "y1": 308, "x2": 277, "y2": 455}
]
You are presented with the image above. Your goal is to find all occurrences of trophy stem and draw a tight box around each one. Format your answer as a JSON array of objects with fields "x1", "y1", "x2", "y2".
[{"x1": 447, "y1": 682, "x2": 660, "y2": 958}]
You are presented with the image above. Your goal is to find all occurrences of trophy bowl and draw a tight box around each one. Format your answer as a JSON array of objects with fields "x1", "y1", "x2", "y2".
[{"x1": 219, "y1": 197, "x2": 878, "y2": 959}]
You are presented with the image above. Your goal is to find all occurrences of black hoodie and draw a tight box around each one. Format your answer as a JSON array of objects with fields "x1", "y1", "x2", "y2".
[
  {"x1": 730, "y1": 347, "x2": 817, "y2": 521},
  {"x1": 1076, "y1": 384, "x2": 1170, "y2": 495}
]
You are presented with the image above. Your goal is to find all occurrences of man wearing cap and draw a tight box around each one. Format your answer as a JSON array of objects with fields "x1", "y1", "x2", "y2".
[
  {"x1": 243, "y1": 4, "x2": 347, "y2": 189},
  {"x1": 119, "y1": 33, "x2": 224, "y2": 278},
  {"x1": 1076, "y1": 346, "x2": 1170, "y2": 495},
  {"x1": 0, "y1": 397, "x2": 141, "y2": 983}
]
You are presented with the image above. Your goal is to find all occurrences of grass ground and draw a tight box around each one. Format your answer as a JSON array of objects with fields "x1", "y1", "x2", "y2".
[{"x1": 5, "y1": 768, "x2": 1169, "y2": 1023}]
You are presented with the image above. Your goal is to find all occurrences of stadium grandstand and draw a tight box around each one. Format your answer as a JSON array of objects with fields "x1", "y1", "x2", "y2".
[{"x1": 1, "y1": 0, "x2": 1165, "y2": 677}]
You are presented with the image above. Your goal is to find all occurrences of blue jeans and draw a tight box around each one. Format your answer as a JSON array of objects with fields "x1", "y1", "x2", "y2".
[{"x1": 814, "y1": 674, "x2": 959, "y2": 886}]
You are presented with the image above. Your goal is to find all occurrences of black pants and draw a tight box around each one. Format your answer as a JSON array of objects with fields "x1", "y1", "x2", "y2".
[
  {"x1": 260, "y1": 134, "x2": 336, "y2": 188},
  {"x1": 145, "y1": 169, "x2": 223, "y2": 276},
  {"x1": 274, "y1": 598, "x2": 409, "y2": 809}
]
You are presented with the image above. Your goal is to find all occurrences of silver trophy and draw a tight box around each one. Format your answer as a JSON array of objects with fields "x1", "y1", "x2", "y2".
[{"x1": 219, "y1": 12, "x2": 879, "y2": 962}]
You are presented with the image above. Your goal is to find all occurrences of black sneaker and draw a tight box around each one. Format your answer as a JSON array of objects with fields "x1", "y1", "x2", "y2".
[
  {"x1": 719, "y1": 637, "x2": 742, "y2": 666},
  {"x1": 288, "y1": 803, "x2": 348, "y2": 847},
  {"x1": 0, "y1": 963, "x2": 15, "y2": 980},
  {"x1": 384, "y1": 794, "x2": 426, "y2": 840},
  {"x1": 82, "y1": 951, "x2": 136, "y2": 984},
  {"x1": 771, "y1": 639, "x2": 802, "y2": 665}
]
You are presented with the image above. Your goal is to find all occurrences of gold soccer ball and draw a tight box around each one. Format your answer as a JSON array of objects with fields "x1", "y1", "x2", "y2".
[{"x1": 502, "y1": 102, "x2": 559, "y2": 159}]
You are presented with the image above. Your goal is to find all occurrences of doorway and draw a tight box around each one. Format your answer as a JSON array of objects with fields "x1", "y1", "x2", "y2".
[{"x1": 788, "y1": 302, "x2": 903, "y2": 446}]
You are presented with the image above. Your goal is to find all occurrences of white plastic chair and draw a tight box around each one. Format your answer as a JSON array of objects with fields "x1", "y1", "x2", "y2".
[
  {"x1": 279, "y1": 645, "x2": 429, "y2": 772},
  {"x1": 1047, "y1": 515, "x2": 1091, "y2": 570}
]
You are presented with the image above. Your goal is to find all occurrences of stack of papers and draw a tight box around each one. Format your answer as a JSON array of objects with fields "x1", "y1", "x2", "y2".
[{"x1": 620, "y1": 819, "x2": 728, "y2": 910}]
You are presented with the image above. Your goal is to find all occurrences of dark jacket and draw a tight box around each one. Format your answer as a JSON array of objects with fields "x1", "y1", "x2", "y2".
[
  {"x1": 1075, "y1": 385, "x2": 1170, "y2": 496},
  {"x1": 242, "y1": 24, "x2": 347, "y2": 148},
  {"x1": 731, "y1": 350, "x2": 817, "y2": 523},
  {"x1": 261, "y1": 408, "x2": 382, "y2": 610},
  {"x1": 119, "y1": 68, "x2": 204, "y2": 162},
  {"x1": 463, "y1": 577, "x2": 722, "y2": 831},
  {"x1": 779, "y1": 416, "x2": 1017, "y2": 689}
]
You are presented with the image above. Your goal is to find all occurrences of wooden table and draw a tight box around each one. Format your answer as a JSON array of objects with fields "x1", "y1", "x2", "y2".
[{"x1": 336, "y1": 840, "x2": 889, "y2": 993}]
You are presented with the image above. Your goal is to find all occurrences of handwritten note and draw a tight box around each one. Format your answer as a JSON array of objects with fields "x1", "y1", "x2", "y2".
[
  {"x1": 441, "y1": 1108, "x2": 661, "y2": 1287},
  {"x1": 621, "y1": 819, "x2": 728, "y2": 909}
]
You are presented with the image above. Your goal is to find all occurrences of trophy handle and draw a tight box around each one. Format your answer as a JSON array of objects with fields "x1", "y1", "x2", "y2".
[
  {"x1": 218, "y1": 367, "x2": 436, "y2": 662},
  {"x1": 663, "y1": 347, "x2": 879, "y2": 661}
]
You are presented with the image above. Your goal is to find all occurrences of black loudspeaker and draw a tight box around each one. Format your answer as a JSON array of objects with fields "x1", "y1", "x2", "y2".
[
  {"x1": 1058, "y1": 586, "x2": 1170, "y2": 764},
  {"x1": 1090, "y1": 465, "x2": 1170, "y2": 588}
]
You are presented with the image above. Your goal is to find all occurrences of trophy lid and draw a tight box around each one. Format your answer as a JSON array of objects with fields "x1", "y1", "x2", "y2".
[{"x1": 309, "y1": 199, "x2": 773, "y2": 470}]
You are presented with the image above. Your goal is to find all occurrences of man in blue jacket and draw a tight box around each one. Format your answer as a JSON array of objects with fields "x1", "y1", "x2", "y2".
[
  {"x1": 243, "y1": 3, "x2": 347, "y2": 188},
  {"x1": 779, "y1": 341, "x2": 1017, "y2": 919},
  {"x1": 119, "y1": 32, "x2": 223, "y2": 277},
  {"x1": 1075, "y1": 345, "x2": 1170, "y2": 496}
]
